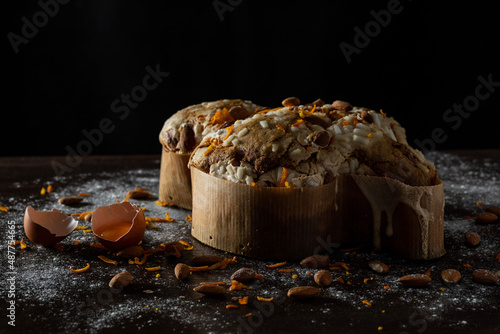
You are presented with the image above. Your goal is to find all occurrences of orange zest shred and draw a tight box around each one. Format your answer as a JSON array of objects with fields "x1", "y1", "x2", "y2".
[
  {"x1": 230, "y1": 280, "x2": 252, "y2": 291},
  {"x1": 342, "y1": 120, "x2": 349, "y2": 126},
  {"x1": 277, "y1": 168, "x2": 288, "y2": 188},
  {"x1": 362, "y1": 300, "x2": 372, "y2": 306},
  {"x1": 83, "y1": 229, "x2": 93, "y2": 233},
  {"x1": 364, "y1": 277, "x2": 374, "y2": 284},
  {"x1": 204, "y1": 145, "x2": 215, "y2": 156},
  {"x1": 291, "y1": 119, "x2": 305, "y2": 128},
  {"x1": 145, "y1": 212, "x2": 174, "y2": 223},
  {"x1": 463, "y1": 264, "x2": 472, "y2": 268},
  {"x1": 52, "y1": 245, "x2": 64, "y2": 252},
  {"x1": 189, "y1": 265, "x2": 210, "y2": 272},
  {"x1": 10, "y1": 240, "x2": 20, "y2": 246},
  {"x1": 276, "y1": 124, "x2": 286, "y2": 133},
  {"x1": 178, "y1": 240, "x2": 194, "y2": 250},
  {"x1": 278, "y1": 268, "x2": 294, "y2": 273},
  {"x1": 78, "y1": 193, "x2": 89, "y2": 197},
  {"x1": 226, "y1": 304, "x2": 239, "y2": 309},
  {"x1": 380, "y1": 109, "x2": 386, "y2": 118},
  {"x1": 476, "y1": 201, "x2": 484, "y2": 206},
  {"x1": 384, "y1": 285, "x2": 390, "y2": 290},
  {"x1": 155, "y1": 200, "x2": 167, "y2": 207},
  {"x1": 337, "y1": 277, "x2": 345, "y2": 284},
  {"x1": 40, "y1": 187, "x2": 46, "y2": 195},
  {"x1": 145, "y1": 266, "x2": 161, "y2": 272},
  {"x1": 134, "y1": 254, "x2": 149, "y2": 265},
  {"x1": 238, "y1": 296, "x2": 249, "y2": 305},
  {"x1": 0, "y1": 205, "x2": 10, "y2": 212},
  {"x1": 266, "y1": 261, "x2": 287, "y2": 269},
  {"x1": 200, "y1": 280, "x2": 231, "y2": 285},
  {"x1": 255, "y1": 273, "x2": 264, "y2": 280},
  {"x1": 70, "y1": 263, "x2": 90, "y2": 273},
  {"x1": 257, "y1": 296, "x2": 273, "y2": 302},
  {"x1": 425, "y1": 268, "x2": 432, "y2": 276},
  {"x1": 219, "y1": 257, "x2": 230, "y2": 270},
  {"x1": 330, "y1": 262, "x2": 350, "y2": 270},
  {"x1": 73, "y1": 240, "x2": 82, "y2": 245},
  {"x1": 208, "y1": 107, "x2": 234, "y2": 125},
  {"x1": 224, "y1": 125, "x2": 235, "y2": 140},
  {"x1": 97, "y1": 255, "x2": 118, "y2": 265},
  {"x1": 310, "y1": 104, "x2": 317, "y2": 113},
  {"x1": 47, "y1": 185, "x2": 53, "y2": 192},
  {"x1": 245, "y1": 313, "x2": 252, "y2": 317},
  {"x1": 75, "y1": 225, "x2": 89, "y2": 230},
  {"x1": 20, "y1": 238, "x2": 27, "y2": 250},
  {"x1": 185, "y1": 215, "x2": 192, "y2": 221},
  {"x1": 257, "y1": 107, "x2": 282, "y2": 115}
]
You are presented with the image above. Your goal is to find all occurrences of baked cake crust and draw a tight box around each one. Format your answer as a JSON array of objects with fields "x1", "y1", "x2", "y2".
[
  {"x1": 189, "y1": 98, "x2": 438, "y2": 187},
  {"x1": 159, "y1": 99, "x2": 261, "y2": 154}
]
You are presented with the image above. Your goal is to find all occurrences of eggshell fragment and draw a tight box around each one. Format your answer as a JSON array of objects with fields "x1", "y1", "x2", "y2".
[
  {"x1": 91, "y1": 202, "x2": 146, "y2": 250},
  {"x1": 24, "y1": 206, "x2": 77, "y2": 246}
]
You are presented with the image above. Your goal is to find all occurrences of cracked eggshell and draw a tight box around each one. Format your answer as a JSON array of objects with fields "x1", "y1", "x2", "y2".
[
  {"x1": 91, "y1": 201, "x2": 146, "y2": 250},
  {"x1": 24, "y1": 206, "x2": 77, "y2": 246}
]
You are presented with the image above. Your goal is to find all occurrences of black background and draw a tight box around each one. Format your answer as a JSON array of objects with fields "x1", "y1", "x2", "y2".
[{"x1": 3, "y1": 0, "x2": 499, "y2": 157}]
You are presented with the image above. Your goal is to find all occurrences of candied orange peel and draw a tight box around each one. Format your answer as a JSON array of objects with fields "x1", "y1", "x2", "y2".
[
  {"x1": 266, "y1": 261, "x2": 287, "y2": 269},
  {"x1": 257, "y1": 296, "x2": 273, "y2": 302},
  {"x1": 70, "y1": 263, "x2": 90, "y2": 273},
  {"x1": 145, "y1": 266, "x2": 161, "y2": 272},
  {"x1": 97, "y1": 255, "x2": 117, "y2": 266}
]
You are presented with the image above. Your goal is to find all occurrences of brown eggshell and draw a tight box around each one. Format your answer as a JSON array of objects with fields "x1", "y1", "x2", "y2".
[
  {"x1": 24, "y1": 206, "x2": 77, "y2": 246},
  {"x1": 91, "y1": 202, "x2": 146, "y2": 250}
]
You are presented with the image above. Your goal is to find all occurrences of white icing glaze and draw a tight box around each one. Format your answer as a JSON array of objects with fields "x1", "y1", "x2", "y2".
[{"x1": 353, "y1": 175, "x2": 435, "y2": 257}]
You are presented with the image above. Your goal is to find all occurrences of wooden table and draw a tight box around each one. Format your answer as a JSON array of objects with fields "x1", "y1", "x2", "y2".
[{"x1": 1, "y1": 151, "x2": 499, "y2": 334}]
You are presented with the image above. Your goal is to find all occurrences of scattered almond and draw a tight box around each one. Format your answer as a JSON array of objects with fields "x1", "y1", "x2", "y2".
[
  {"x1": 312, "y1": 131, "x2": 330, "y2": 147},
  {"x1": 109, "y1": 271, "x2": 133, "y2": 289},
  {"x1": 126, "y1": 190, "x2": 152, "y2": 199},
  {"x1": 485, "y1": 206, "x2": 500, "y2": 216},
  {"x1": 282, "y1": 97, "x2": 300, "y2": 107},
  {"x1": 191, "y1": 255, "x2": 224, "y2": 266},
  {"x1": 472, "y1": 269, "x2": 499, "y2": 285},
  {"x1": 314, "y1": 270, "x2": 333, "y2": 287},
  {"x1": 58, "y1": 196, "x2": 84, "y2": 206},
  {"x1": 475, "y1": 212, "x2": 498, "y2": 224},
  {"x1": 368, "y1": 261, "x2": 389, "y2": 274},
  {"x1": 230, "y1": 268, "x2": 256, "y2": 282},
  {"x1": 332, "y1": 100, "x2": 353, "y2": 111},
  {"x1": 193, "y1": 284, "x2": 227, "y2": 295},
  {"x1": 116, "y1": 245, "x2": 144, "y2": 258},
  {"x1": 287, "y1": 286, "x2": 321, "y2": 299},
  {"x1": 464, "y1": 232, "x2": 481, "y2": 246},
  {"x1": 441, "y1": 269, "x2": 461, "y2": 283},
  {"x1": 397, "y1": 274, "x2": 432, "y2": 287},
  {"x1": 164, "y1": 241, "x2": 184, "y2": 258},
  {"x1": 228, "y1": 106, "x2": 251, "y2": 120},
  {"x1": 300, "y1": 255, "x2": 329, "y2": 268},
  {"x1": 174, "y1": 263, "x2": 190, "y2": 280}
]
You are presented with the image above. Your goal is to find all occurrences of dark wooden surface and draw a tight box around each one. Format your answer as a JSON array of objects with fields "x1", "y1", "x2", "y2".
[{"x1": 0, "y1": 151, "x2": 499, "y2": 334}]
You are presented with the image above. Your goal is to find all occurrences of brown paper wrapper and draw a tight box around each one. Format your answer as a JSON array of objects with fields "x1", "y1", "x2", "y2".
[
  {"x1": 158, "y1": 148, "x2": 192, "y2": 210},
  {"x1": 191, "y1": 167, "x2": 445, "y2": 260}
]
